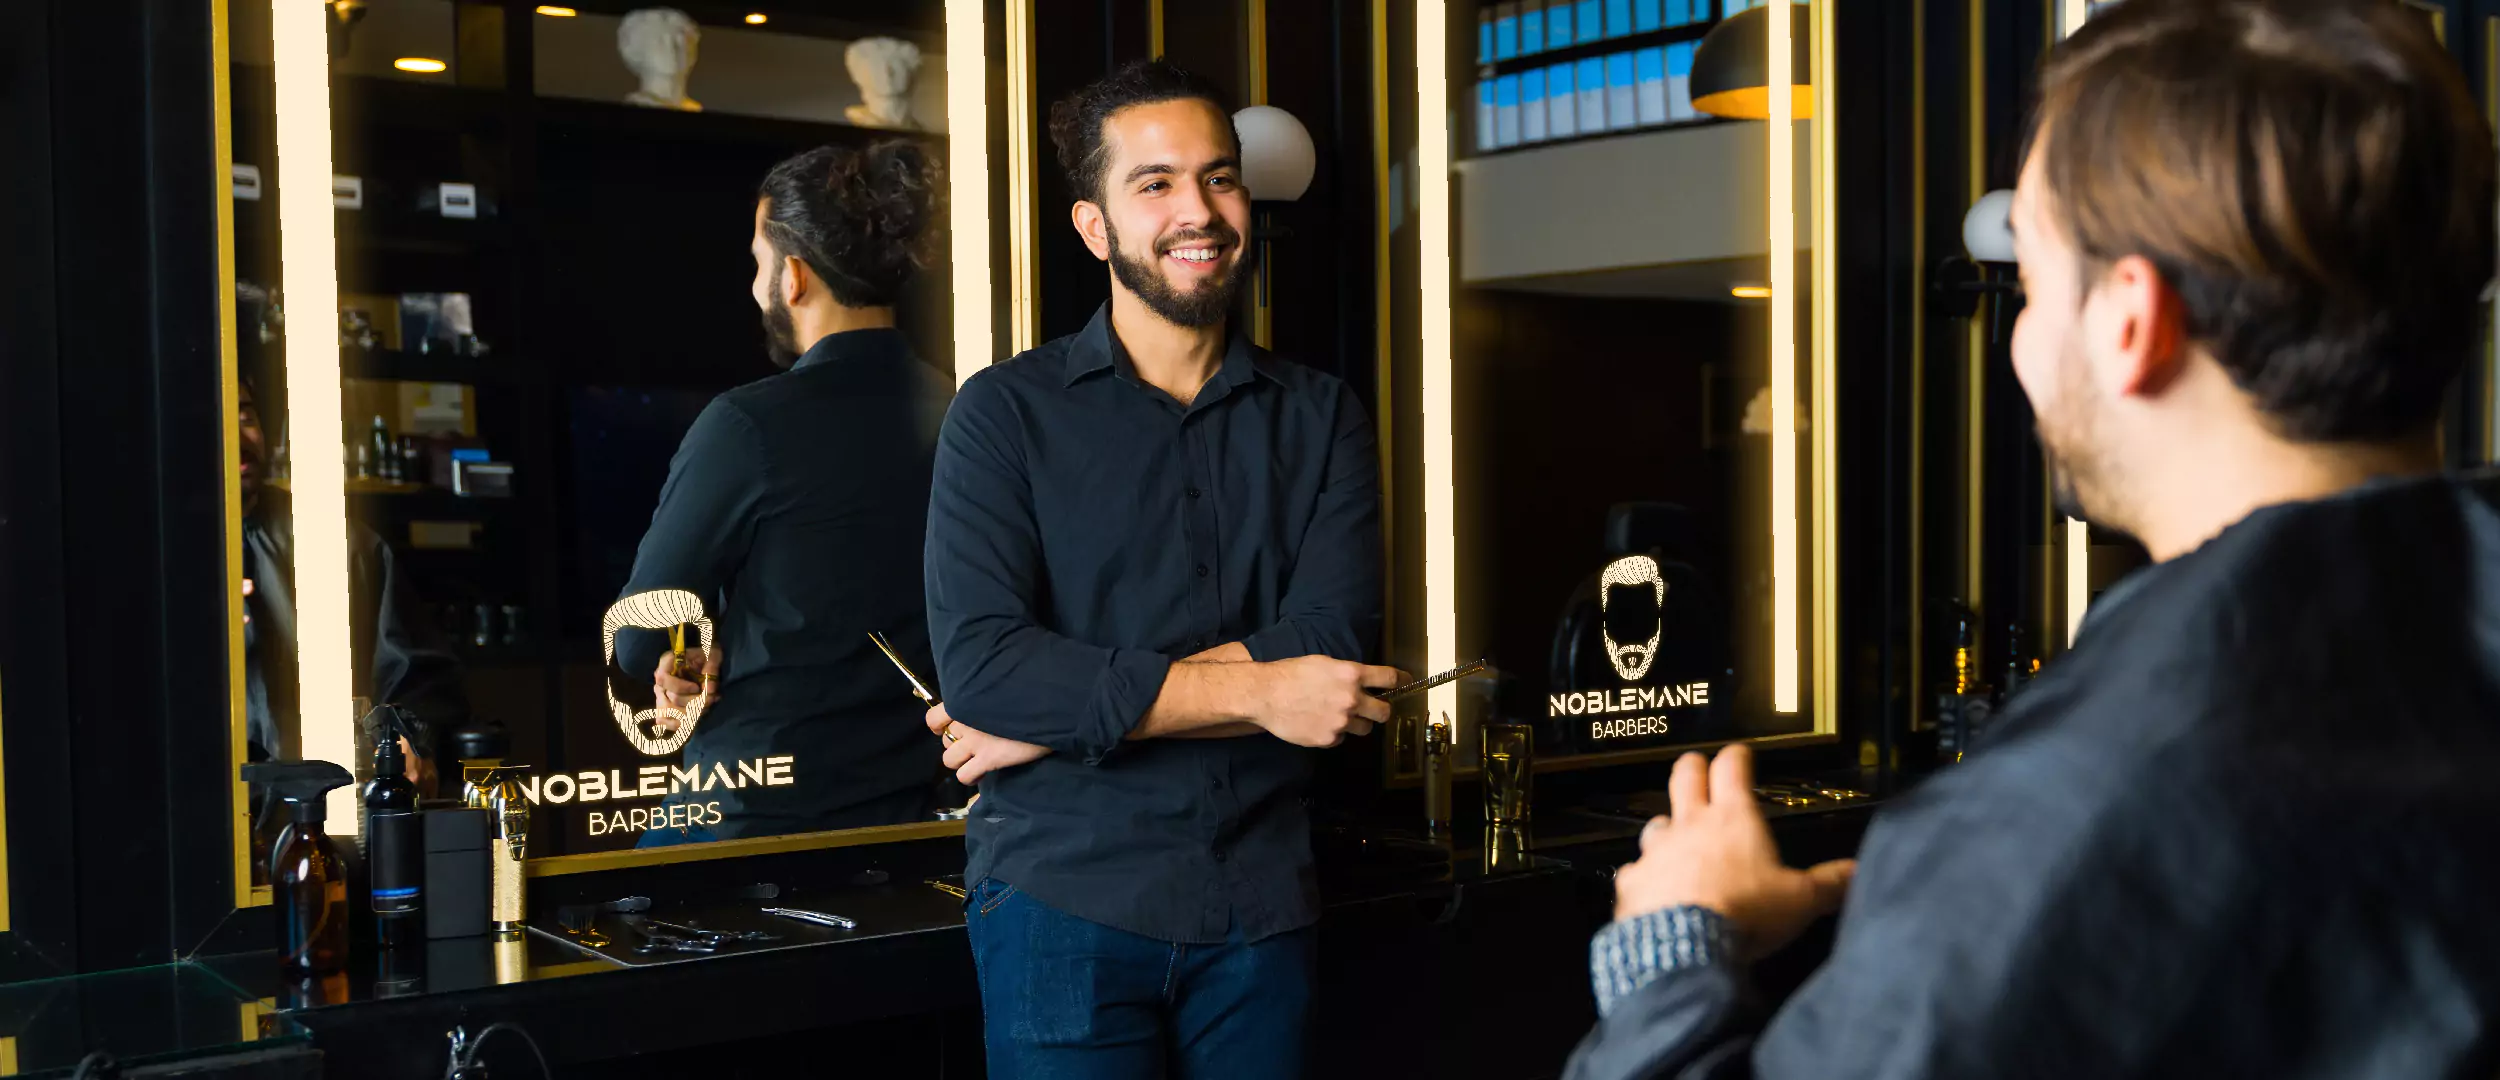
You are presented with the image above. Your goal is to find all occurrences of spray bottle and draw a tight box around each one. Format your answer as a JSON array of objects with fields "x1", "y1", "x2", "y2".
[
  {"x1": 240, "y1": 760, "x2": 355, "y2": 975},
  {"x1": 362, "y1": 707, "x2": 425, "y2": 949}
]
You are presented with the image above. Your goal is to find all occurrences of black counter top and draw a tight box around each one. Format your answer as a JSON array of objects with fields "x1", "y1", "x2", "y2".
[{"x1": 196, "y1": 792, "x2": 1877, "y2": 1080}]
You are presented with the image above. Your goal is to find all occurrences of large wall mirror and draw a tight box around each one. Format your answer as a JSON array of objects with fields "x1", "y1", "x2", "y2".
[
  {"x1": 219, "y1": 0, "x2": 1026, "y2": 894},
  {"x1": 1386, "y1": 0, "x2": 1840, "y2": 781}
]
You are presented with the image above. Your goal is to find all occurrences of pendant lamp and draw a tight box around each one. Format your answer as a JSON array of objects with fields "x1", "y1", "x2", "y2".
[{"x1": 1690, "y1": 2, "x2": 1814, "y2": 121}]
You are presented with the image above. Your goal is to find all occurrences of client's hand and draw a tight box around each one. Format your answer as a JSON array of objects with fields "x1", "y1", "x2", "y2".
[
  {"x1": 926, "y1": 703, "x2": 1051, "y2": 785},
  {"x1": 1611, "y1": 744, "x2": 1855, "y2": 959}
]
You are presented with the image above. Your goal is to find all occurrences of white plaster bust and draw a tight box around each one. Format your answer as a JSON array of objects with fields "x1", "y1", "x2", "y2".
[
  {"x1": 843, "y1": 37, "x2": 924, "y2": 129},
  {"x1": 619, "y1": 8, "x2": 702, "y2": 112}
]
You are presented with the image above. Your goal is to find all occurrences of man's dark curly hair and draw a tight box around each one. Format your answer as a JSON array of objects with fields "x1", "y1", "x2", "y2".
[
  {"x1": 756, "y1": 139, "x2": 942, "y2": 308},
  {"x1": 1047, "y1": 59, "x2": 1236, "y2": 205}
]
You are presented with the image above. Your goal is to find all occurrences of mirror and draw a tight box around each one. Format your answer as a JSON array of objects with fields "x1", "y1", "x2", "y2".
[
  {"x1": 1388, "y1": 0, "x2": 1838, "y2": 778},
  {"x1": 225, "y1": 0, "x2": 1012, "y2": 876}
]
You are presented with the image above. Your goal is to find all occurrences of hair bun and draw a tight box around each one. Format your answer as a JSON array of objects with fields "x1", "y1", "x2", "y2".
[{"x1": 758, "y1": 139, "x2": 944, "y2": 307}]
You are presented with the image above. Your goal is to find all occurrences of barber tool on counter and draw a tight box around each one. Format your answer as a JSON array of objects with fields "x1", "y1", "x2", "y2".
[
  {"x1": 763, "y1": 907, "x2": 857, "y2": 930},
  {"x1": 454, "y1": 724, "x2": 530, "y2": 936},
  {"x1": 361, "y1": 706, "x2": 425, "y2": 949},
  {"x1": 241, "y1": 760, "x2": 356, "y2": 975},
  {"x1": 1373, "y1": 660, "x2": 1490, "y2": 838}
]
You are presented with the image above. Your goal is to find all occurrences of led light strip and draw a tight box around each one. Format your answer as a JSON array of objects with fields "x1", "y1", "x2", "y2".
[
  {"x1": 1768, "y1": 0, "x2": 1798, "y2": 713},
  {"x1": 1811, "y1": 0, "x2": 1839, "y2": 727},
  {"x1": 946, "y1": 0, "x2": 994, "y2": 385},
  {"x1": 1416, "y1": 0, "x2": 1460, "y2": 727},
  {"x1": 2060, "y1": 0, "x2": 2091, "y2": 646},
  {"x1": 273, "y1": 0, "x2": 357, "y2": 832}
]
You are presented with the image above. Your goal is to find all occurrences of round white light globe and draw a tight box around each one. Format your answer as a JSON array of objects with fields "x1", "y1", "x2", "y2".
[
  {"x1": 1233, "y1": 105, "x2": 1316, "y2": 204},
  {"x1": 1963, "y1": 189, "x2": 2017, "y2": 264}
]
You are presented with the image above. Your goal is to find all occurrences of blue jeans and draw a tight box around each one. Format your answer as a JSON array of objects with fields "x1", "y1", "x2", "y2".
[{"x1": 964, "y1": 877, "x2": 1315, "y2": 1080}]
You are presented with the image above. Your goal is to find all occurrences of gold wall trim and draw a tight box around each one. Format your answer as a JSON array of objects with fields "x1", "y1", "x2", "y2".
[
  {"x1": 212, "y1": 0, "x2": 261, "y2": 912},
  {"x1": 1248, "y1": 0, "x2": 1272, "y2": 348},
  {"x1": 527, "y1": 819, "x2": 965, "y2": 878},
  {"x1": 2487, "y1": 16, "x2": 2497, "y2": 464},
  {"x1": 1963, "y1": 0, "x2": 1985, "y2": 612},
  {"x1": 1006, "y1": 0, "x2": 1040, "y2": 354},
  {"x1": 1151, "y1": 0, "x2": 1165, "y2": 57},
  {"x1": 1248, "y1": 0, "x2": 1269, "y2": 105},
  {"x1": 1905, "y1": 0, "x2": 1927, "y2": 761}
]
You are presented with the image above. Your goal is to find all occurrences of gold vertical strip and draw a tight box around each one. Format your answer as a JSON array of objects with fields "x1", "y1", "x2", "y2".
[
  {"x1": 1905, "y1": 0, "x2": 1927, "y2": 757},
  {"x1": 1415, "y1": 0, "x2": 1460, "y2": 732},
  {"x1": 1248, "y1": 0, "x2": 1272, "y2": 348},
  {"x1": 1006, "y1": 0, "x2": 1040, "y2": 353},
  {"x1": 1963, "y1": 0, "x2": 1985, "y2": 613},
  {"x1": 947, "y1": 0, "x2": 995, "y2": 384},
  {"x1": 1152, "y1": 0, "x2": 1166, "y2": 58},
  {"x1": 2487, "y1": 16, "x2": 2497, "y2": 463},
  {"x1": 1810, "y1": 0, "x2": 1838, "y2": 733},
  {"x1": 212, "y1": 0, "x2": 255, "y2": 909},
  {"x1": 1371, "y1": 0, "x2": 1395, "y2": 676},
  {"x1": 1248, "y1": 0, "x2": 1269, "y2": 105}
]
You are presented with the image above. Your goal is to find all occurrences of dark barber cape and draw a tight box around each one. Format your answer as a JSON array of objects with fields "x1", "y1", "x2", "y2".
[
  {"x1": 1570, "y1": 472, "x2": 2500, "y2": 1079},
  {"x1": 618, "y1": 327, "x2": 954, "y2": 835},
  {"x1": 926, "y1": 303, "x2": 1383, "y2": 945}
]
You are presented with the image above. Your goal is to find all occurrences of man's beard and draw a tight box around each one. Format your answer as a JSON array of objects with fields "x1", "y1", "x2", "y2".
[
  {"x1": 1105, "y1": 218, "x2": 1251, "y2": 329},
  {"x1": 762, "y1": 264, "x2": 801, "y2": 369},
  {"x1": 2039, "y1": 329, "x2": 2109, "y2": 530}
]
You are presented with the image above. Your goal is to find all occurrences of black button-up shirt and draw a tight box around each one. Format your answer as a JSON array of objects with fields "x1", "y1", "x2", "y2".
[
  {"x1": 926, "y1": 304, "x2": 1383, "y2": 944},
  {"x1": 620, "y1": 328, "x2": 954, "y2": 835}
]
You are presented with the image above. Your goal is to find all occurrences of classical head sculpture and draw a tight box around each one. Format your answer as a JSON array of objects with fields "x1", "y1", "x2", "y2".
[
  {"x1": 843, "y1": 37, "x2": 924, "y2": 129},
  {"x1": 619, "y1": 8, "x2": 702, "y2": 112}
]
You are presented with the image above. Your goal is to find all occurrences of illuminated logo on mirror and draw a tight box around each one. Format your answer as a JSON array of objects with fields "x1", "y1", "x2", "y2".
[
  {"x1": 601, "y1": 588, "x2": 713, "y2": 756},
  {"x1": 1552, "y1": 554, "x2": 1711, "y2": 745},
  {"x1": 1599, "y1": 554, "x2": 1666, "y2": 682}
]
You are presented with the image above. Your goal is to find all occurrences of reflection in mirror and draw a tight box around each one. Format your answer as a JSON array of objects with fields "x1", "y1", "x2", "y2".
[
  {"x1": 1405, "y1": 0, "x2": 1835, "y2": 775},
  {"x1": 226, "y1": 0, "x2": 967, "y2": 873}
]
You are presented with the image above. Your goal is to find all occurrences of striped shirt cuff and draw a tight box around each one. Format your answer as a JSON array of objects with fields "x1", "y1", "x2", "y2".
[{"x1": 1589, "y1": 905, "x2": 1739, "y2": 1017}]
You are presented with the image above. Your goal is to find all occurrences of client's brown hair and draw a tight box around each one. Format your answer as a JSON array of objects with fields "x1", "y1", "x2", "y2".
[{"x1": 2031, "y1": 0, "x2": 2495, "y2": 441}]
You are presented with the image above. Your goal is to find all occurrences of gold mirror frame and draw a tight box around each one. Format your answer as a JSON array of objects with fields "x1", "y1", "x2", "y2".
[
  {"x1": 233, "y1": 0, "x2": 1036, "y2": 883},
  {"x1": 1396, "y1": 0, "x2": 1841, "y2": 778},
  {"x1": 212, "y1": 0, "x2": 264, "y2": 912}
]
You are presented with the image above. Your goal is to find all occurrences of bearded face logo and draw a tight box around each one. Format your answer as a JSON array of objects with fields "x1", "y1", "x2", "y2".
[
  {"x1": 1598, "y1": 555, "x2": 1667, "y2": 682},
  {"x1": 602, "y1": 589, "x2": 714, "y2": 755}
]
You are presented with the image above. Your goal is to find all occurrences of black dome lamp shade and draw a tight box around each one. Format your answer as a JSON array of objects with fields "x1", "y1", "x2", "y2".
[{"x1": 1690, "y1": 3, "x2": 1815, "y2": 121}]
